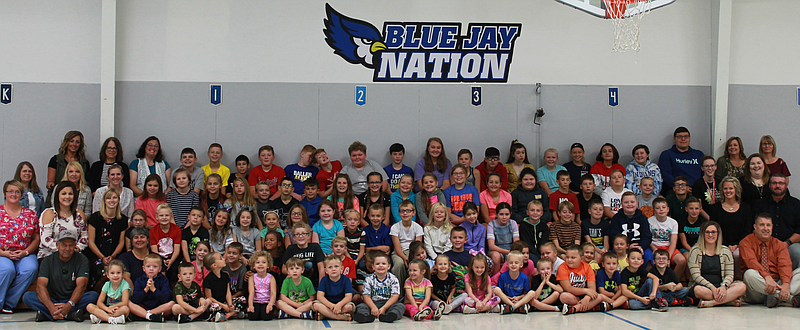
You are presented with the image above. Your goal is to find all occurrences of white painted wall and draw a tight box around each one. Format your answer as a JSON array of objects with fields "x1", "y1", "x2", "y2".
[
  {"x1": 0, "y1": 0, "x2": 100, "y2": 83},
  {"x1": 116, "y1": 0, "x2": 711, "y2": 85}
]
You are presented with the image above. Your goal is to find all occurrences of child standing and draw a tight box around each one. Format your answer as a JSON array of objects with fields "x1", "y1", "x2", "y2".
[
  {"x1": 313, "y1": 148, "x2": 342, "y2": 198},
  {"x1": 233, "y1": 208, "x2": 262, "y2": 258},
  {"x1": 540, "y1": 242, "x2": 565, "y2": 277},
  {"x1": 493, "y1": 251, "x2": 537, "y2": 314},
  {"x1": 550, "y1": 201, "x2": 581, "y2": 256},
  {"x1": 87, "y1": 260, "x2": 131, "y2": 324},
  {"x1": 612, "y1": 235, "x2": 630, "y2": 270},
  {"x1": 191, "y1": 241, "x2": 210, "y2": 287},
  {"x1": 390, "y1": 200, "x2": 423, "y2": 285},
  {"x1": 581, "y1": 242, "x2": 599, "y2": 271},
  {"x1": 602, "y1": 169, "x2": 632, "y2": 218},
  {"x1": 363, "y1": 204, "x2": 392, "y2": 255},
  {"x1": 430, "y1": 254, "x2": 467, "y2": 314},
  {"x1": 222, "y1": 243, "x2": 248, "y2": 313},
  {"x1": 312, "y1": 200, "x2": 345, "y2": 255},
  {"x1": 609, "y1": 192, "x2": 653, "y2": 265},
  {"x1": 353, "y1": 252, "x2": 405, "y2": 323},
  {"x1": 343, "y1": 209, "x2": 365, "y2": 265},
  {"x1": 444, "y1": 165, "x2": 481, "y2": 225},
  {"x1": 548, "y1": 170, "x2": 580, "y2": 223},
  {"x1": 557, "y1": 245, "x2": 610, "y2": 315},
  {"x1": 491, "y1": 241, "x2": 537, "y2": 285},
  {"x1": 537, "y1": 148, "x2": 568, "y2": 195},
  {"x1": 423, "y1": 202, "x2": 453, "y2": 257},
  {"x1": 284, "y1": 145, "x2": 319, "y2": 200},
  {"x1": 620, "y1": 249, "x2": 668, "y2": 311},
  {"x1": 529, "y1": 258, "x2": 563, "y2": 311},
  {"x1": 404, "y1": 259, "x2": 445, "y2": 320},
  {"x1": 200, "y1": 174, "x2": 226, "y2": 229},
  {"x1": 678, "y1": 197, "x2": 707, "y2": 260},
  {"x1": 181, "y1": 206, "x2": 209, "y2": 262},
  {"x1": 385, "y1": 143, "x2": 414, "y2": 193},
  {"x1": 247, "y1": 251, "x2": 277, "y2": 321},
  {"x1": 518, "y1": 201, "x2": 550, "y2": 264},
  {"x1": 281, "y1": 223, "x2": 325, "y2": 287},
  {"x1": 300, "y1": 178, "x2": 323, "y2": 226},
  {"x1": 166, "y1": 168, "x2": 200, "y2": 228},
  {"x1": 129, "y1": 254, "x2": 174, "y2": 322},
  {"x1": 461, "y1": 254, "x2": 500, "y2": 313},
  {"x1": 149, "y1": 203, "x2": 181, "y2": 281},
  {"x1": 487, "y1": 202, "x2": 520, "y2": 274},
  {"x1": 203, "y1": 252, "x2": 244, "y2": 322},
  {"x1": 409, "y1": 241, "x2": 435, "y2": 269},
  {"x1": 313, "y1": 255, "x2": 356, "y2": 321},
  {"x1": 268, "y1": 177, "x2": 299, "y2": 230},
  {"x1": 390, "y1": 175, "x2": 416, "y2": 224},
  {"x1": 511, "y1": 168, "x2": 551, "y2": 223},
  {"x1": 202, "y1": 143, "x2": 231, "y2": 196},
  {"x1": 170, "y1": 148, "x2": 205, "y2": 194},
  {"x1": 171, "y1": 262, "x2": 210, "y2": 323},
  {"x1": 227, "y1": 155, "x2": 250, "y2": 191},
  {"x1": 209, "y1": 209, "x2": 233, "y2": 254},
  {"x1": 582, "y1": 199, "x2": 609, "y2": 263},
  {"x1": 648, "y1": 197, "x2": 686, "y2": 278},
  {"x1": 136, "y1": 174, "x2": 167, "y2": 227},
  {"x1": 331, "y1": 236, "x2": 358, "y2": 285}
]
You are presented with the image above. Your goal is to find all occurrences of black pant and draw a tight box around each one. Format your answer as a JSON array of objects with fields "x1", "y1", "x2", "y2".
[{"x1": 248, "y1": 303, "x2": 275, "y2": 321}]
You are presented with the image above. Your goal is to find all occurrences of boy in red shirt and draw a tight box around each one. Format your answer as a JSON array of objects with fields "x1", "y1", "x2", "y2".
[
  {"x1": 549, "y1": 170, "x2": 580, "y2": 223},
  {"x1": 248, "y1": 145, "x2": 285, "y2": 199}
]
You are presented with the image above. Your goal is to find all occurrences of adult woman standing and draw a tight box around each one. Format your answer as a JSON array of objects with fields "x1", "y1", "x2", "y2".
[
  {"x1": 504, "y1": 141, "x2": 534, "y2": 192},
  {"x1": 85, "y1": 189, "x2": 128, "y2": 286},
  {"x1": 92, "y1": 165, "x2": 135, "y2": 218},
  {"x1": 741, "y1": 154, "x2": 771, "y2": 209},
  {"x1": 87, "y1": 137, "x2": 130, "y2": 193},
  {"x1": 13, "y1": 161, "x2": 44, "y2": 218},
  {"x1": 624, "y1": 144, "x2": 663, "y2": 196},
  {"x1": 45, "y1": 131, "x2": 90, "y2": 208},
  {"x1": 415, "y1": 137, "x2": 452, "y2": 190},
  {"x1": 687, "y1": 221, "x2": 747, "y2": 307},
  {"x1": 129, "y1": 136, "x2": 171, "y2": 197},
  {"x1": 38, "y1": 181, "x2": 88, "y2": 259},
  {"x1": 715, "y1": 137, "x2": 747, "y2": 180},
  {"x1": 0, "y1": 180, "x2": 40, "y2": 313},
  {"x1": 759, "y1": 135, "x2": 790, "y2": 177},
  {"x1": 49, "y1": 161, "x2": 92, "y2": 217}
]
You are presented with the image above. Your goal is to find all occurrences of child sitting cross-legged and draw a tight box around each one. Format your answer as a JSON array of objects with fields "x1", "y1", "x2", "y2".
[
  {"x1": 404, "y1": 259, "x2": 445, "y2": 321},
  {"x1": 312, "y1": 254, "x2": 356, "y2": 321},
  {"x1": 430, "y1": 254, "x2": 467, "y2": 315},
  {"x1": 87, "y1": 260, "x2": 131, "y2": 324},
  {"x1": 492, "y1": 251, "x2": 537, "y2": 314},
  {"x1": 528, "y1": 258, "x2": 563, "y2": 312},
  {"x1": 462, "y1": 254, "x2": 501, "y2": 314},
  {"x1": 171, "y1": 262, "x2": 210, "y2": 323},
  {"x1": 276, "y1": 257, "x2": 316, "y2": 319},
  {"x1": 203, "y1": 251, "x2": 245, "y2": 322},
  {"x1": 129, "y1": 254, "x2": 175, "y2": 322},
  {"x1": 620, "y1": 248, "x2": 668, "y2": 311},
  {"x1": 558, "y1": 245, "x2": 611, "y2": 315},
  {"x1": 353, "y1": 252, "x2": 405, "y2": 323},
  {"x1": 650, "y1": 249, "x2": 693, "y2": 307},
  {"x1": 596, "y1": 252, "x2": 627, "y2": 309}
]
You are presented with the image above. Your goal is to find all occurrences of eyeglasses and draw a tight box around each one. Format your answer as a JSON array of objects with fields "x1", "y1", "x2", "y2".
[
  {"x1": 761, "y1": 142, "x2": 773, "y2": 146},
  {"x1": 146, "y1": 143, "x2": 159, "y2": 148},
  {"x1": 452, "y1": 172, "x2": 465, "y2": 176},
  {"x1": 674, "y1": 183, "x2": 687, "y2": 187},
  {"x1": 675, "y1": 134, "x2": 691, "y2": 139},
  {"x1": 655, "y1": 257, "x2": 669, "y2": 261},
  {"x1": 399, "y1": 209, "x2": 414, "y2": 214},
  {"x1": 106, "y1": 147, "x2": 118, "y2": 151},
  {"x1": 705, "y1": 231, "x2": 718, "y2": 235},
  {"x1": 290, "y1": 212, "x2": 303, "y2": 216},
  {"x1": 702, "y1": 165, "x2": 716, "y2": 168},
  {"x1": 293, "y1": 232, "x2": 310, "y2": 237},
  {"x1": 5, "y1": 190, "x2": 21, "y2": 195},
  {"x1": 770, "y1": 181, "x2": 787, "y2": 186},
  {"x1": 280, "y1": 184, "x2": 293, "y2": 188},
  {"x1": 487, "y1": 156, "x2": 500, "y2": 161}
]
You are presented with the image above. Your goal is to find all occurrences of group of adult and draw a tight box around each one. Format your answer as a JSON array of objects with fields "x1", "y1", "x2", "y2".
[{"x1": 0, "y1": 127, "x2": 796, "y2": 316}]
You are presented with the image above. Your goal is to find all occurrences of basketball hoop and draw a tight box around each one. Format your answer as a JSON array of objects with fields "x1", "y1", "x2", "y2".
[{"x1": 603, "y1": 0, "x2": 652, "y2": 52}]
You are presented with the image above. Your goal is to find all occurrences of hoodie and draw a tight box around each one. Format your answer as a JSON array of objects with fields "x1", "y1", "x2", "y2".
[
  {"x1": 624, "y1": 159, "x2": 663, "y2": 196},
  {"x1": 658, "y1": 145, "x2": 704, "y2": 189},
  {"x1": 510, "y1": 184, "x2": 552, "y2": 224},
  {"x1": 609, "y1": 208, "x2": 652, "y2": 248}
]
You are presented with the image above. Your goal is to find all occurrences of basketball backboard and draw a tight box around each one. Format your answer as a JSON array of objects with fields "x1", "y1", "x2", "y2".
[{"x1": 556, "y1": 0, "x2": 675, "y2": 18}]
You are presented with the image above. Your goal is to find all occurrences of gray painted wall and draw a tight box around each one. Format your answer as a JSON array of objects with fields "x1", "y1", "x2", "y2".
[{"x1": 115, "y1": 82, "x2": 711, "y2": 183}]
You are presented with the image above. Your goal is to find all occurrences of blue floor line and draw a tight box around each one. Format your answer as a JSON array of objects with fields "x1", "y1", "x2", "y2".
[
  {"x1": 0, "y1": 320, "x2": 33, "y2": 323},
  {"x1": 322, "y1": 319, "x2": 331, "y2": 328},
  {"x1": 602, "y1": 312, "x2": 652, "y2": 330}
]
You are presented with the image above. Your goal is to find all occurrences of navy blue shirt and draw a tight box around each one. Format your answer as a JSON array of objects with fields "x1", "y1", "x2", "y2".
[
  {"x1": 363, "y1": 224, "x2": 392, "y2": 248},
  {"x1": 318, "y1": 274, "x2": 353, "y2": 303}
]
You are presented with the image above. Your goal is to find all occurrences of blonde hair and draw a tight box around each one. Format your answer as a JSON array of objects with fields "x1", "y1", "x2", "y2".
[
  {"x1": 249, "y1": 251, "x2": 273, "y2": 270},
  {"x1": 543, "y1": 148, "x2": 558, "y2": 158},
  {"x1": 60, "y1": 161, "x2": 87, "y2": 191},
  {"x1": 427, "y1": 202, "x2": 452, "y2": 233},
  {"x1": 431, "y1": 254, "x2": 452, "y2": 276},
  {"x1": 156, "y1": 203, "x2": 173, "y2": 217},
  {"x1": 99, "y1": 189, "x2": 122, "y2": 220}
]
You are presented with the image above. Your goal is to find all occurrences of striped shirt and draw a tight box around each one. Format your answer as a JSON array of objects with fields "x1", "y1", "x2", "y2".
[{"x1": 166, "y1": 189, "x2": 200, "y2": 228}]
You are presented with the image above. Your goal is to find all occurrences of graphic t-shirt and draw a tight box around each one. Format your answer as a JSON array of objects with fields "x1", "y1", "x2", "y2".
[
  {"x1": 556, "y1": 261, "x2": 595, "y2": 289},
  {"x1": 582, "y1": 219, "x2": 610, "y2": 248},
  {"x1": 174, "y1": 281, "x2": 202, "y2": 305},
  {"x1": 181, "y1": 227, "x2": 209, "y2": 261},
  {"x1": 530, "y1": 274, "x2": 557, "y2": 301},
  {"x1": 281, "y1": 276, "x2": 316, "y2": 303},
  {"x1": 431, "y1": 272, "x2": 456, "y2": 300},
  {"x1": 596, "y1": 269, "x2": 621, "y2": 293},
  {"x1": 404, "y1": 278, "x2": 433, "y2": 304},
  {"x1": 284, "y1": 163, "x2": 320, "y2": 195},
  {"x1": 620, "y1": 266, "x2": 650, "y2": 293},
  {"x1": 362, "y1": 272, "x2": 401, "y2": 302},
  {"x1": 648, "y1": 216, "x2": 678, "y2": 247},
  {"x1": 102, "y1": 280, "x2": 131, "y2": 305},
  {"x1": 149, "y1": 223, "x2": 181, "y2": 258},
  {"x1": 248, "y1": 165, "x2": 286, "y2": 196}
]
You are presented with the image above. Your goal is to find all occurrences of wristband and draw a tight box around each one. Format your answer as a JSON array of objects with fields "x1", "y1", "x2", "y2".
[{"x1": 68, "y1": 300, "x2": 75, "y2": 307}]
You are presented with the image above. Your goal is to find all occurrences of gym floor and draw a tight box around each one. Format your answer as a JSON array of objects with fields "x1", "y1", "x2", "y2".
[{"x1": 2, "y1": 304, "x2": 798, "y2": 330}]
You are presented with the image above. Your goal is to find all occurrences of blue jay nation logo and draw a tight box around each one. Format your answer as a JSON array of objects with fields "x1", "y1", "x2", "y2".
[{"x1": 323, "y1": 4, "x2": 522, "y2": 82}]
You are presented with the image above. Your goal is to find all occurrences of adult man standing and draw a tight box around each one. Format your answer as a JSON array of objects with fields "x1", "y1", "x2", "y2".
[
  {"x1": 22, "y1": 230, "x2": 98, "y2": 321},
  {"x1": 658, "y1": 127, "x2": 704, "y2": 195},
  {"x1": 756, "y1": 173, "x2": 800, "y2": 269},
  {"x1": 340, "y1": 141, "x2": 388, "y2": 195},
  {"x1": 740, "y1": 213, "x2": 800, "y2": 307}
]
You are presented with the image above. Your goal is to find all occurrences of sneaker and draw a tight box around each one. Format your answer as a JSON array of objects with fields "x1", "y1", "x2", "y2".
[
  {"x1": 413, "y1": 307, "x2": 431, "y2": 321},
  {"x1": 214, "y1": 312, "x2": 228, "y2": 322},
  {"x1": 498, "y1": 304, "x2": 513, "y2": 315},
  {"x1": 149, "y1": 313, "x2": 165, "y2": 323},
  {"x1": 490, "y1": 304, "x2": 501, "y2": 313},
  {"x1": 90, "y1": 314, "x2": 101, "y2": 324},
  {"x1": 378, "y1": 312, "x2": 399, "y2": 323},
  {"x1": 113, "y1": 315, "x2": 126, "y2": 324},
  {"x1": 177, "y1": 314, "x2": 191, "y2": 324},
  {"x1": 299, "y1": 311, "x2": 314, "y2": 320},
  {"x1": 66, "y1": 308, "x2": 85, "y2": 322},
  {"x1": 591, "y1": 302, "x2": 609, "y2": 312},
  {"x1": 108, "y1": 317, "x2": 117, "y2": 325},
  {"x1": 1, "y1": 308, "x2": 13, "y2": 314},
  {"x1": 278, "y1": 310, "x2": 289, "y2": 319},
  {"x1": 433, "y1": 301, "x2": 445, "y2": 320},
  {"x1": 651, "y1": 298, "x2": 669, "y2": 312},
  {"x1": 236, "y1": 311, "x2": 246, "y2": 319},
  {"x1": 515, "y1": 304, "x2": 530, "y2": 314},
  {"x1": 443, "y1": 304, "x2": 453, "y2": 315},
  {"x1": 792, "y1": 294, "x2": 800, "y2": 308},
  {"x1": 766, "y1": 294, "x2": 779, "y2": 308},
  {"x1": 673, "y1": 297, "x2": 694, "y2": 307},
  {"x1": 34, "y1": 311, "x2": 47, "y2": 322},
  {"x1": 461, "y1": 306, "x2": 478, "y2": 314},
  {"x1": 353, "y1": 313, "x2": 375, "y2": 323},
  {"x1": 561, "y1": 304, "x2": 576, "y2": 315}
]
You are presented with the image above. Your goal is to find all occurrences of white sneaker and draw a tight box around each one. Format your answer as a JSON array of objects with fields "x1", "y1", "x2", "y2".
[
  {"x1": 113, "y1": 316, "x2": 126, "y2": 324},
  {"x1": 90, "y1": 314, "x2": 101, "y2": 324},
  {"x1": 491, "y1": 304, "x2": 501, "y2": 313},
  {"x1": 462, "y1": 306, "x2": 477, "y2": 314},
  {"x1": 443, "y1": 303, "x2": 453, "y2": 314}
]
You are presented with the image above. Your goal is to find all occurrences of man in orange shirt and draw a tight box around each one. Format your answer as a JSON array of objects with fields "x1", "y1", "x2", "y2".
[{"x1": 740, "y1": 213, "x2": 800, "y2": 308}]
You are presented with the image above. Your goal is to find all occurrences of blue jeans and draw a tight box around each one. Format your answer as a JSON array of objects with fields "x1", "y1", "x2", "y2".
[
  {"x1": 627, "y1": 278, "x2": 663, "y2": 310},
  {"x1": 22, "y1": 291, "x2": 99, "y2": 321},
  {"x1": 0, "y1": 254, "x2": 38, "y2": 309},
  {"x1": 661, "y1": 287, "x2": 689, "y2": 304}
]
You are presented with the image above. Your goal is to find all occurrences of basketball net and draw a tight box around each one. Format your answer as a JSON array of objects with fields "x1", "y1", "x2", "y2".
[{"x1": 604, "y1": 0, "x2": 651, "y2": 52}]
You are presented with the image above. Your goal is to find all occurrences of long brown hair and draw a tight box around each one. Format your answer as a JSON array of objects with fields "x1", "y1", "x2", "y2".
[
  {"x1": 467, "y1": 253, "x2": 490, "y2": 292},
  {"x1": 418, "y1": 172, "x2": 439, "y2": 215},
  {"x1": 58, "y1": 131, "x2": 87, "y2": 161},
  {"x1": 13, "y1": 161, "x2": 40, "y2": 194},
  {"x1": 329, "y1": 174, "x2": 355, "y2": 218},
  {"x1": 423, "y1": 137, "x2": 448, "y2": 173}
]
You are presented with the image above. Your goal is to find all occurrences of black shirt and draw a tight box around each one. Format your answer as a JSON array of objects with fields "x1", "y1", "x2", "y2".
[
  {"x1": 756, "y1": 193, "x2": 800, "y2": 242},
  {"x1": 648, "y1": 267, "x2": 679, "y2": 286},
  {"x1": 39, "y1": 252, "x2": 90, "y2": 300},
  {"x1": 620, "y1": 266, "x2": 650, "y2": 294},
  {"x1": 87, "y1": 212, "x2": 128, "y2": 261},
  {"x1": 530, "y1": 274, "x2": 558, "y2": 301},
  {"x1": 577, "y1": 193, "x2": 602, "y2": 224},
  {"x1": 708, "y1": 202, "x2": 752, "y2": 246},
  {"x1": 281, "y1": 243, "x2": 325, "y2": 287},
  {"x1": 181, "y1": 227, "x2": 210, "y2": 261},
  {"x1": 204, "y1": 271, "x2": 231, "y2": 302},
  {"x1": 563, "y1": 161, "x2": 591, "y2": 193},
  {"x1": 431, "y1": 272, "x2": 456, "y2": 300}
]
